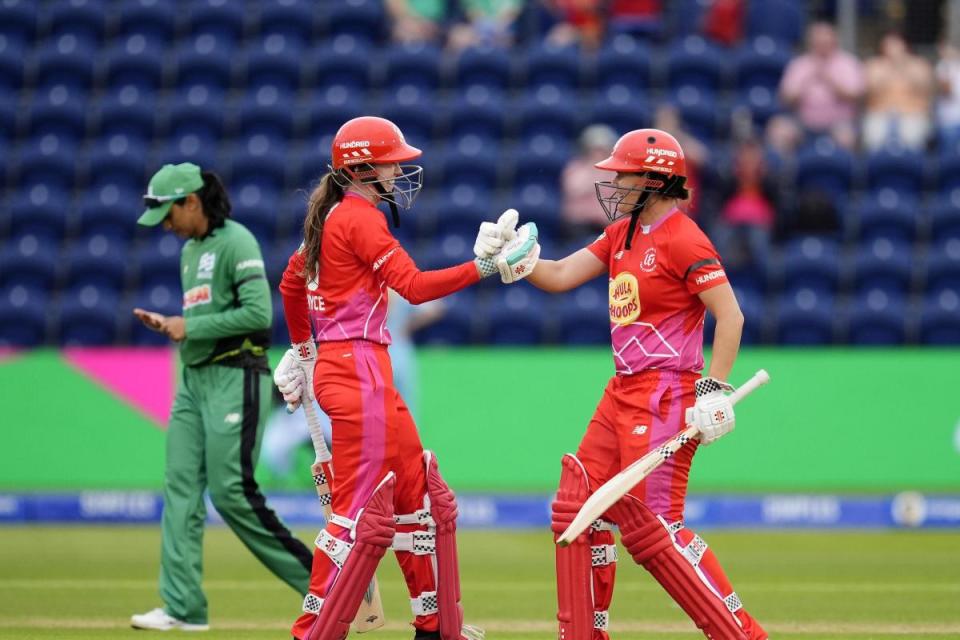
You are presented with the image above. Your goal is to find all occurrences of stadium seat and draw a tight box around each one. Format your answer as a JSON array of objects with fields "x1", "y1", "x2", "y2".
[
  {"x1": 73, "y1": 199, "x2": 138, "y2": 243},
  {"x1": 440, "y1": 137, "x2": 500, "y2": 192},
  {"x1": 183, "y1": 0, "x2": 246, "y2": 44},
  {"x1": 0, "y1": 0, "x2": 36, "y2": 46},
  {"x1": 843, "y1": 289, "x2": 908, "y2": 345},
  {"x1": 31, "y1": 36, "x2": 95, "y2": 91},
  {"x1": 133, "y1": 235, "x2": 184, "y2": 292},
  {"x1": 508, "y1": 135, "x2": 570, "y2": 192},
  {"x1": 594, "y1": 35, "x2": 652, "y2": 92},
  {"x1": 918, "y1": 290, "x2": 960, "y2": 344},
  {"x1": 732, "y1": 85, "x2": 782, "y2": 129},
  {"x1": 864, "y1": 147, "x2": 928, "y2": 197},
  {"x1": 441, "y1": 87, "x2": 507, "y2": 142},
  {"x1": 664, "y1": 36, "x2": 726, "y2": 95},
  {"x1": 170, "y1": 37, "x2": 235, "y2": 92},
  {"x1": 114, "y1": 0, "x2": 176, "y2": 46},
  {"x1": 518, "y1": 42, "x2": 582, "y2": 90},
  {"x1": 773, "y1": 288, "x2": 836, "y2": 345},
  {"x1": 163, "y1": 87, "x2": 228, "y2": 144},
  {"x1": 80, "y1": 135, "x2": 148, "y2": 192},
  {"x1": 300, "y1": 86, "x2": 369, "y2": 141},
  {"x1": 14, "y1": 134, "x2": 79, "y2": 193},
  {"x1": 845, "y1": 190, "x2": 920, "y2": 244},
  {"x1": 934, "y1": 146, "x2": 960, "y2": 192},
  {"x1": 6, "y1": 187, "x2": 71, "y2": 243},
  {"x1": 235, "y1": 88, "x2": 298, "y2": 143},
  {"x1": 253, "y1": 0, "x2": 316, "y2": 45},
  {"x1": 734, "y1": 287, "x2": 765, "y2": 345},
  {"x1": 377, "y1": 87, "x2": 437, "y2": 148},
  {"x1": 0, "y1": 41, "x2": 24, "y2": 101},
  {"x1": 377, "y1": 42, "x2": 443, "y2": 93},
  {"x1": 0, "y1": 237, "x2": 59, "y2": 292},
  {"x1": 732, "y1": 36, "x2": 791, "y2": 93},
  {"x1": 555, "y1": 286, "x2": 609, "y2": 345},
  {"x1": 669, "y1": 87, "x2": 724, "y2": 143},
  {"x1": 101, "y1": 36, "x2": 165, "y2": 92},
  {"x1": 927, "y1": 191, "x2": 960, "y2": 245},
  {"x1": 586, "y1": 85, "x2": 652, "y2": 134},
  {"x1": 271, "y1": 299, "x2": 290, "y2": 346},
  {"x1": 89, "y1": 86, "x2": 157, "y2": 141},
  {"x1": 129, "y1": 285, "x2": 182, "y2": 346},
  {"x1": 745, "y1": 0, "x2": 805, "y2": 47},
  {"x1": 44, "y1": 0, "x2": 107, "y2": 46},
  {"x1": 22, "y1": 87, "x2": 88, "y2": 142},
  {"x1": 307, "y1": 37, "x2": 373, "y2": 92},
  {"x1": 433, "y1": 188, "x2": 491, "y2": 237},
  {"x1": 922, "y1": 239, "x2": 960, "y2": 296},
  {"x1": 451, "y1": 45, "x2": 512, "y2": 92},
  {"x1": 320, "y1": 0, "x2": 385, "y2": 44},
  {"x1": 778, "y1": 236, "x2": 842, "y2": 295},
  {"x1": 485, "y1": 286, "x2": 550, "y2": 344},
  {"x1": 511, "y1": 85, "x2": 580, "y2": 143},
  {"x1": 61, "y1": 236, "x2": 130, "y2": 293},
  {"x1": 240, "y1": 37, "x2": 304, "y2": 92},
  {"x1": 413, "y1": 292, "x2": 476, "y2": 346},
  {"x1": 55, "y1": 288, "x2": 121, "y2": 346},
  {"x1": 849, "y1": 238, "x2": 913, "y2": 296},
  {"x1": 0, "y1": 287, "x2": 48, "y2": 347},
  {"x1": 794, "y1": 138, "x2": 855, "y2": 201},
  {"x1": 504, "y1": 184, "x2": 563, "y2": 241}
]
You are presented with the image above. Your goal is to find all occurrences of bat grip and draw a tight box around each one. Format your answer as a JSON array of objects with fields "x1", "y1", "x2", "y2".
[
  {"x1": 729, "y1": 369, "x2": 770, "y2": 406},
  {"x1": 303, "y1": 398, "x2": 332, "y2": 464}
]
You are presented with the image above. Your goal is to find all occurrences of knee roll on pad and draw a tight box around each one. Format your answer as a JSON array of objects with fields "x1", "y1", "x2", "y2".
[
  {"x1": 610, "y1": 495, "x2": 748, "y2": 640},
  {"x1": 304, "y1": 472, "x2": 396, "y2": 640}
]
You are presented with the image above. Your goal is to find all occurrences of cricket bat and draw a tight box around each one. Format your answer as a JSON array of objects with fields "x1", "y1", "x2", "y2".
[{"x1": 302, "y1": 399, "x2": 386, "y2": 632}]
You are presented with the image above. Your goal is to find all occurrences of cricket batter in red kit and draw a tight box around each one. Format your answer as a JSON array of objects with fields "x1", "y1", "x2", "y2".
[
  {"x1": 272, "y1": 116, "x2": 538, "y2": 640},
  {"x1": 526, "y1": 129, "x2": 767, "y2": 639}
]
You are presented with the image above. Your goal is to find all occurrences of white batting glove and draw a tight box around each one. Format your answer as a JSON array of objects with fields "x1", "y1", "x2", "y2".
[
  {"x1": 273, "y1": 350, "x2": 306, "y2": 412},
  {"x1": 474, "y1": 209, "x2": 519, "y2": 277},
  {"x1": 280, "y1": 340, "x2": 317, "y2": 412},
  {"x1": 685, "y1": 377, "x2": 736, "y2": 446},
  {"x1": 496, "y1": 222, "x2": 540, "y2": 284}
]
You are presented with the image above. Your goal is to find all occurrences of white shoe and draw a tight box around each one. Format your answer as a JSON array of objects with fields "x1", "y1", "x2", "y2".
[{"x1": 130, "y1": 608, "x2": 209, "y2": 631}]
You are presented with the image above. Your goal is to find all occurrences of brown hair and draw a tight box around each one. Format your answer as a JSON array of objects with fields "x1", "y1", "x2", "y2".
[{"x1": 302, "y1": 172, "x2": 345, "y2": 281}]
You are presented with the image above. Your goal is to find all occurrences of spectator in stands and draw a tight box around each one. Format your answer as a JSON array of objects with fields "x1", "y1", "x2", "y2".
[
  {"x1": 702, "y1": 0, "x2": 744, "y2": 47},
  {"x1": 447, "y1": 0, "x2": 524, "y2": 51},
  {"x1": 385, "y1": 0, "x2": 449, "y2": 45},
  {"x1": 653, "y1": 103, "x2": 709, "y2": 220},
  {"x1": 561, "y1": 124, "x2": 618, "y2": 237},
  {"x1": 779, "y1": 21, "x2": 865, "y2": 150},
  {"x1": 936, "y1": 39, "x2": 960, "y2": 150},
  {"x1": 543, "y1": 0, "x2": 663, "y2": 49},
  {"x1": 711, "y1": 138, "x2": 778, "y2": 267},
  {"x1": 862, "y1": 30, "x2": 935, "y2": 151},
  {"x1": 764, "y1": 113, "x2": 804, "y2": 162}
]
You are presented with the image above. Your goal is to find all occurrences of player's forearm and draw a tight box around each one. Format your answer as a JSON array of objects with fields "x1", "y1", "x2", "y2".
[
  {"x1": 527, "y1": 259, "x2": 573, "y2": 292},
  {"x1": 382, "y1": 251, "x2": 480, "y2": 304},
  {"x1": 707, "y1": 310, "x2": 744, "y2": 381}
]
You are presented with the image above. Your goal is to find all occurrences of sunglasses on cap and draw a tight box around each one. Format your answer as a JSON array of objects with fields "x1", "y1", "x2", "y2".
[{"x1": 143, "y1": 195, "x2": 187, "y2": 209}]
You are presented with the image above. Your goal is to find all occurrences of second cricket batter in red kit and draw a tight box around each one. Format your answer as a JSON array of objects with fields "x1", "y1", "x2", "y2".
[
  {"x1": 273, "y1": 117, "x2": 537, "y2": 640},
  {"x1": 526, "y1": 129, "x2": 767, "y2": 639}
]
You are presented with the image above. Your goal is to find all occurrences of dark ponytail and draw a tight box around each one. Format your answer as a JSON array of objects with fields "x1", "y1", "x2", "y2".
[
  {"x1": 197, "y1": 171, "x2": 232, "y2": 232},
  {"x1": 302, "y1": 172, "x2": 345, "y2": 281}
]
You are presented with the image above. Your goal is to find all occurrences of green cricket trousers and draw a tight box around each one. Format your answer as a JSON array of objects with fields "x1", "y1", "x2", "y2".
[{"x1": 159, "y1": 364, "x2": 312, "y2": 624}]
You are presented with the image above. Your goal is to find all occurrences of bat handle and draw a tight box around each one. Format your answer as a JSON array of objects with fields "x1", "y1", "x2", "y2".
[
  {"x1": 729, "y1": 369, "x2": 770, "y2": 406},
  {"x1": 303, "y1": 396, "x2": 332, "y2": 464}
]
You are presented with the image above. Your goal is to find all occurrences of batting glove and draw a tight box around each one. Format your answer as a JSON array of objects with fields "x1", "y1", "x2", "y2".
[{"x1": 686, "y1": 377, "x2": 736, "y2": 446}]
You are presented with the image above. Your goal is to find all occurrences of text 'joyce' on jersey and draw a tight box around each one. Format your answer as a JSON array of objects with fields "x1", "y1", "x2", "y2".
[{"x1": 587, "y1": 209, "x2": 728, "y2": 375}]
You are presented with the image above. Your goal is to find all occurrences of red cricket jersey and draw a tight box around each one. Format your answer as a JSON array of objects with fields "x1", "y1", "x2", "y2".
[
  {"x1": 587, "y1": 209, "x2": 728, "y2": 375},
  {"x1": 280, "y1": 193, "x2": 479, "y2": 344}
]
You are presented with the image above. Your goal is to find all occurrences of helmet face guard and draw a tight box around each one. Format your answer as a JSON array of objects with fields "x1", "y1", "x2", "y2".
[
  {"x1": 332, "y1": 163, "x2": 424, "y2": 209},
  {"x1": 594, "y1": 172, "x2": 688, "y2": 222}
]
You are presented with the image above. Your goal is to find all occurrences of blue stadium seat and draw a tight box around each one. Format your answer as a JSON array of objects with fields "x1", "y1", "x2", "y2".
[
  {"x1": 935, "y1": 147, "x2": 960, "y2": 192},
  {"x1": 732, "y1": 85, "x2": 782, "y2": 129},
  {"x1": 170, "y1": 37, "x2": 235, "y2": 92},
  {"x1": 15, "y1": 134, "x2": 79, "y2": 193},
  {"x1": 485, "y1": 286, "x2": 550, "y2": 344},
  {"x1": 227, "y1": 135, "x2": 289, "y2": 190},
  {"x1": 271, "y1": 297, "x2": 290, "y2": 346},
  {"x1": 850, "y1": 238, "x2": 913, "y2": 296},
  {"x1": 80, "y1": 135, "x2": 148, "y2": 192},
  {"x1": 90, "y1": 86, "x2": 157, "y2": 142},
  {"x1": 918, "y1": 290, "x2": 960, "y2": 344},
  {"x1": 773, "y1": 288, "x2": 836, "y2": 345},
  {"x1": 864, "y1": 147, "x2": 928, "y2": 197},
  {"x1": 779, "y1": 236, "x2": 842, "y2": 295},
  {"x1": 101, "y1": 36, "x2": 166, "y2": 92},
  {"x1": 734, "y1": 287, "x2": 765, "y2": 345},
  {"x1": 0, "y1": 237, "x2": 59, "y2": 291},
  {"x1": 732, "y1": 36, "x2": 791, "y2": 92},
  {"x1": 586, "y1": 85, "x2": 652, "y2": 135},
  {"x1": 300, "y1": 86, "x2": 368, "y2": 140},
  {"x1": 163, "y1": 87, "x2": 228, "y2": 143},
  {"x1": 509, "y1": 135, "x2": 570, "y2": 192},
  {"x1": 307, "y1": 38, "x2": 373, "y2": 92},
  {"x1": 451, "y1": 45, "x2": 512, "y2": 92},
  {"x1": 240, "y1": 37, "x2": 304, "y2": 92},
  {"x1": 114, "y1": 0, "x2": 176, "y2": 46},
  {"x1": 794, "y1": 138, "x2": 855, "y2": 201},
  {"x1": 440, "y1": 137, "x2": 500, "y2": 192},
  {"x1": 511, "y1": 85, "x2": 579, "y2": 143},
  {"x1": 0, "y1": 0, "x2": 36, "y2": 46},
  {"x1": 73, "y1": 198, "x2": 138, "y2": 243},
  {"x1": 664, "y1": 36, "x2": 726, "y2": 95},
  {"x1": 519, "y1": 42, "x2": 582, "y2": 90},
  {"x1": 253, "y1": 0, "x2": 316, "y2": 45},
  {"x1": 927, "y1": 191, "x2": 960, "y2": 245},
  {"x1": 0, "y1": 287, "x2": 48, "y2": 347},
  {"x1": 594, "y1": 35, "x2": 652, "y2": 92},
  {"x1": 746, "y1": 0, "x2": 805, "y2": 47},
  {"x1": 44, "y1": 0, "x2": 107, "y2": 46},
  {"x1": 129, "y1": 285, "x2": 181, "y2": 345},
  {"x1": 843, "y1": 289, "x2": 908, "y2": 345},
  {"x1": 377, "y1": 42, "x2": 443, "y2": 93},
  {"x1": 502, "y1": 185, "x2": 562, "y2": 241},
  {"x1": 669, "y1": 87, "x2": 724, "y2": 143},
  {"x1": 0, "y1": 41, "x2": 24, "y2": 101},
  {"x1": 413, "y1": 291, "x2": 476, "y2": 346},
  {"x1": 232, "y1": 191, "x2": 280, "y2": 244},
  {"x1": 23, "y1": 87, "x2": 88, "y2": 142},
  {"x1": 183, "y1": 0, "x2": 246, "y2": 44},
  {"x1": 235, "y1": 88, "x2": 298, "y2": 143},
  {"x1": 442, "y1": 87, "x2": 507, "y2": 142},
  {"x1": 555, "y1": 286, "x2": 609, "y2": 345},
  {"x1": 922, "y1": 240, "x2": 960, "y2": 296},
  {"x1": 846, "y1": 190, "x2": 921, "y2": 244},
  {"x1": 55, "y1": 288, "x2": 121, "y2": 346},
  {"x1": 62, "y1": 236, "x2": 130, "y2": 293},
  {"x1": 133, "y1": 235, "x2": 184, "y2": 291},
  {"x1": 7, "y1": 187, "x2": 70, "y2": 243},
  {"x1": 377, "y1": 88, "x2": 436, "y2": 148},
  {"x1": 320, "y1": 0, "x2": 385, "y2": 44},
  {"x1": 31, "y1": 36, "x2": 95, "y2": 90},
  {"x1": 433, "y1": 189, "x2": 491, "y2": 237}
]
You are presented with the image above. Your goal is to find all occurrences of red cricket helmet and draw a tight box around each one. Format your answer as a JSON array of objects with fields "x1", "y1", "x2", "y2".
[{"x1": 331, "y1": 116, "x2": 422, "y2": 170}]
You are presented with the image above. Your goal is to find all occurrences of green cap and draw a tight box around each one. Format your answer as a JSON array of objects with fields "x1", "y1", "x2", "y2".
[{"x1": 138, "y1": 162, "x2": 204, "y2": 226}]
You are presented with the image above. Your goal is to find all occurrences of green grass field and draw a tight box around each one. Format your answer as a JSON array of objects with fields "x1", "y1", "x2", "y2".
[{"x1": 1, "y1": 526, "x2": 958, "y2": 639}]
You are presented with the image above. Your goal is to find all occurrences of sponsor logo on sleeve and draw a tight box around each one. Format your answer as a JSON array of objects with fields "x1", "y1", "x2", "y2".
[
  {"x1": 609, "y1": 271, "x2": 641, "y2": 325},
  {"x1": 372, "y1": 247, "x2": 399, "y2": 272},
  {"x1": 235, "y1": 259, "x2": 265, "y2": 271},
  {"x1": 695, "y1": 269, "x2": 727, "y2": 286},
  {"x1": 183, "y1": 284, "x2": 212, "y2": 310},
  {"x1": 197, "y1": 252, "x2": 216, "y2": 279}
]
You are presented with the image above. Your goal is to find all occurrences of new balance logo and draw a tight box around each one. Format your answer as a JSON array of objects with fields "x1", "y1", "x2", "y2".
[{"x1": 632, "y1": 425, "x2": 648, "y2": 435}]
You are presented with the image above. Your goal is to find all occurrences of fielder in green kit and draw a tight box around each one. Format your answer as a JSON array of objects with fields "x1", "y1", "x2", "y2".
[{"x1": 130, "y1": 163, "x2": 312, "y2": 631}]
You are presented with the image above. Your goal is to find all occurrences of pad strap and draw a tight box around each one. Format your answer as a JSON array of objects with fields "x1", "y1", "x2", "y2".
[
  {"x1": 315, "y1": 529, "x2": 354, "y2": 568},
  {"x1": 411, "y1": 591, "x2": 440, "y2": 616},
  {"x1": 590, "y1": 519, "x2": 614, "y2": 532},
  {"x1": 392, "y1": 530, "x2": 436, "y2": 555},
  {"x1": 329, "y1": 513, "x2": 355, "y2": 529},
  {"x1": 591, "y1": 544, "x2": 618, "y2": 567},
  {"x1": 394, "y1": 508, "x2": 435, "y2": 526}
]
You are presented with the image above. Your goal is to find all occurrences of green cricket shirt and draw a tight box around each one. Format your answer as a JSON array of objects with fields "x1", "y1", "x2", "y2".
[{"x1": 179, "y1": 219, "x2": 272, "y2": 369}]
